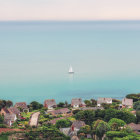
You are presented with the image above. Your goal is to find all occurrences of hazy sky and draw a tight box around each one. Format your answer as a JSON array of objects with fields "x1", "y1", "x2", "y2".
[{"x1": 0, "y1": 0, "x2": 140, "y2": 20}]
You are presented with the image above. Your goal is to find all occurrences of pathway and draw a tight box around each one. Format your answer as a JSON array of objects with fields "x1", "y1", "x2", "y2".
[{"x1": 29, "y1": 112, "x2": 40, "y2": 127}]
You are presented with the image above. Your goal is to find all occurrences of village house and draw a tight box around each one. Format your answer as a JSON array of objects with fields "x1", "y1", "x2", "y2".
[
  {"x1": 48, "y1": 108, "x2": 72, "y2": 116},
  {"x1": 14, "y1": 102, "x2": 29, "y2": 112},
  {"x1": 71, "y1": 98, "x2": 86, "y2": 108},
  {"x1": 0, "y1": 108, "x2": 10, "y2": 116},
  {"x1": 97, "y1": 97, "x2": 112, "y2": 107},
  {"x1": 8, "y1": 107, "x2": 20, "y2": 117},
  {"x1": 4, "y1": 113, "x2": 17, "y2": 126},
  {"x1": 60, "y1": 121, "x2": 86, "y2": 139},
  {"x1": 44, "y1": 99, "x2": 57, "y2": 110},
  {"x1": 122, "y1": 98, "x2": 133, "y2": 108}
]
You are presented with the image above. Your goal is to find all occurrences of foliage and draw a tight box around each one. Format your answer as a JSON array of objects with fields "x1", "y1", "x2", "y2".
[
  {"x1": 126, "y1": 93, "x2": 140, "y2": 102},
  {"x1": 72, "y1": 109, "x2": 80, "y2": 114},
  {"x1": 57, "y1": 102, "x2": 65, "y2": 108},
  {"x1": 112, "y1": 99, "x2": 121, "y2": 104},
  {"x1": 134, "y1": 101, "x2": 140, "y2": 110},
  {"x1": 93, "y1": 120, "x2": 110, "y2": 139},
  {"x1": 78, "y1": 125, "x2": 91, "y2": 134},
  {"x1": 106, "y1": 131, "x2": 127, "y2": 138},
  {"x1": 136, "y1": 110, "x2": 140, "y2": 122},
  {"x1": 0, "y1": 115, "x2": 4, "y2": 124},
  {"x1": 0, "y1": 124, "x2": 7, "y2": 128},
  {"x1": 55, "y1": 119, "x2": 72, "y2": 128},
  {"x1": 108, "y1": 118, "x2": 126, "y2": 131},
  {"x1": 29, "y1": 101, "x2": 43, "y2": 111},
  {"x1": 75, "y1": 110, "x2": 95, "y2": 125},
  {"x1": 0, "y1": 100, "x2": 13, "y2": 110},
  {"x1": 104, "y1": 109, "x2": 136, "y2": 123}
]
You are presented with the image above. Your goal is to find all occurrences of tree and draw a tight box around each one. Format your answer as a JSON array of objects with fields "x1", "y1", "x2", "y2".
[
  {"x1": 75, "y1": 110, "x2": 95, "y2": 125},
  {"x1": 6, "y1": 100, "x2": 13, "y2": 107},
  {"x1": 108, "y1": 118, "x2": 126, "y2": 131},
  {"x1": 29, "y1": 101, "x2": 43, "y2": 110},
  {"x1": 0, "y1": 115, "x2": 4, "y2": 124},
  {"x1": 55, "y1": 119, "x2": 72, "y2": 128},
  {"x1": 136, "y1": 110, "x2": 140, "y2": 123},
  {"x1": 79, "y1": 125, "x2": 91, "y2": 134},
  {"x1": 126, "y1": 94, "x2": 140, "y2": 102},
  {"x1": 84, "y1": 100, "x2": 92, "y2": 107},
  {"x1": 93, "y1": 120, "x2": 110, "y2": 140},
  {"x1": 134, "y1": 101, "x2": 140, "y2": 110},
  {"x1": 91, "y1": 99, "x2": 97, "y2": 107},
  {"x1": 57, "y1": 102, "x2": 65, "y2": 107}
]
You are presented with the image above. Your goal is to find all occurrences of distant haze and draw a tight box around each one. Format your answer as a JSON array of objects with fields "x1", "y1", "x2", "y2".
[{"x1": 0, "y1": 0, "x2": 140, "y2": 21}]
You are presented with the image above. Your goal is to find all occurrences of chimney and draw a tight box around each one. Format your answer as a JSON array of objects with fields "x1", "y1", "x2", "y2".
[{"x1": 71, "y1": 125, "x2": 74, "y2": 131}]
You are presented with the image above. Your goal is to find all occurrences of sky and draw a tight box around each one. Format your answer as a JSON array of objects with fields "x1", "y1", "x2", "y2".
[{"x1": 0, "y1": 0, "x2": 140, "y2": 21}]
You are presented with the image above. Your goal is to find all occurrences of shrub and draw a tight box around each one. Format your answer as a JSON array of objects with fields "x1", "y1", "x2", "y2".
[
  {"x1": 106, "y1": 131, "x2": 127, "y2": 138},
  {"x1": 0, "y1": 124, "x2": 7, "y2": 128}
]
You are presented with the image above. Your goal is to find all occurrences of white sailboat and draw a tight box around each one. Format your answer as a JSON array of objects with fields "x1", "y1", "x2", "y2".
[{"x1": 68, "y1": 65, "x2": 74, "y2": 74}]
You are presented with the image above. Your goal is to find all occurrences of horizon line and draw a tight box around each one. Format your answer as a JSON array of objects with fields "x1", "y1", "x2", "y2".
[{"x1": 0, "y1": 19, "x2": 140, "y2": 22}]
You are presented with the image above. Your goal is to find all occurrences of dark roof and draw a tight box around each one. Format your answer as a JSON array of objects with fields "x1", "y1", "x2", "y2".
[
  {"x1": 2, "y1": 108, "x2": 10, "y2": 114},
  {"x1": 44, "y1": 99, "x2": 57, "y2": 107},
  {"x1": 122, "y1": 98, "x2": 133, "y2": 106},
  {"x1": 72, "y1": 120, "x2": 86, "y2": 129},
  {"x1": 71, "y1": 98, "x2": 82, "y2": 106},
  {"x1": 49, "y1": 108, "x2": 71, "y2": 115},
  {"x1": 14, "y1": 102, "x2": 28, "y2": 109},
  {"x1": 8, "y1": 107, "x2": 20, "y2": 115}
]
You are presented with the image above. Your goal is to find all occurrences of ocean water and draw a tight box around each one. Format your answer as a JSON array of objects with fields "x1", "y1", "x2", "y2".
[{"x1": 0, "y1": 20, "x2": 140, "y2": 104}]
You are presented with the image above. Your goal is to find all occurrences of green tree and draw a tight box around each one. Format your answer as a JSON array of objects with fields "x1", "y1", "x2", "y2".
[
  {"x1": 91, "y1": 99, "x2": 97, "y2": 107},
  {"x1": 93, "y1": 120, "x2": 110, "y2": 140},
  {"x1": 75, "y1": 110, "x2": 95, "y2": 125},
  {"x1": 57, "y1": 102, "x2": 65, "y2": 107},
  {"x1": 29, "y1": 101, "x2": 43, "y2": 110},
  {"x1": 55, "y1": 119, "x2": 72, "y2": 128},
  {"x1": 0, "y1": 115, "x2": 4, "y2": 124},
  {"x1": 6, "y1": 100, "x2": 13, "y2": 107},
  {"x1": 108, "y1": 118, "x2": 126, "y2": 131},
  {"x1": 126, "y1": 94, "x2": 140, "y2": 102},
  {"x1": 84, "y1": 100, "x2": 92, "y2": 107},
  {"x1": 134, "y1": 101, "x2": 140, "y2": 110},
  {"x1": 79, "y1": 125, "x2": 91, "y2": 134},
  {"x1": 136, "y1": 110, "x2": 140, "y2": 122}
]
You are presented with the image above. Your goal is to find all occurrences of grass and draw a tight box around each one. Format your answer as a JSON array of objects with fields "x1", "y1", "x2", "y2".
[{"x1": 0, "y1": 136, "x2": 8, "y2": 140}]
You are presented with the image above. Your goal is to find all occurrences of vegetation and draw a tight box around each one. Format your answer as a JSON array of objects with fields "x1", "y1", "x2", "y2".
[{"x1": 55, "y1": 119, "x2": 72, "y2": 128}]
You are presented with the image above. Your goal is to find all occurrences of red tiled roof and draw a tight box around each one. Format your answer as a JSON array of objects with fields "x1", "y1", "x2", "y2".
[
  {"x1": 14, "y1": 102, "x2": 28, "y2": 109},
  {"x1": 49, "y1": 108, "x2": 71, "y2": 115}
]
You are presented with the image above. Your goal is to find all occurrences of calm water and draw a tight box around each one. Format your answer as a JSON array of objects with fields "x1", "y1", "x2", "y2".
[{"x1": 0, "y1": 21, "x2": 140, "y2": 104}]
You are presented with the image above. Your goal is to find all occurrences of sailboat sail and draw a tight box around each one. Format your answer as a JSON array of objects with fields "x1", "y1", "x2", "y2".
[{"x1": 69, "y1": 66, "x2": 74, "y2": 73}]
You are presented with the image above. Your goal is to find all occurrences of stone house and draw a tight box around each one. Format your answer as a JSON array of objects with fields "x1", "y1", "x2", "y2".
[
  {"x1": 71, "y1": 98, "x2": 86, "y2": 108},
  {"x1": 14, "y1": 102, "x2": 29, "y2": 112},
  {"x1": 122, "y1": 98, "x2": 133, "y2": 108},
  {"x1": 97, "y1": 98, "x2": 112, "y2": 107},
  {"x1": 44, "y1": 99, "x2": 57, "y2": 109}
]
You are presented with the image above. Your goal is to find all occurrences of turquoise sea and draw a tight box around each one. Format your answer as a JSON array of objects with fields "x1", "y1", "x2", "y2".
[{"x1": 0, "y1": 21, "x2": 140, "y2": 104}]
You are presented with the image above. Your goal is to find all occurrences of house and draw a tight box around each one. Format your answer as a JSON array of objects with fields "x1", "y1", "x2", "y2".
[
  {"x1": 71, "y1": 136, "x2": 79, "y2": 140},
  {"x1": 97, "y1": 98, "x2": 112, "y2": 107},
  {"x1": 44, "y1": 99, "x2": 57, "y2": 109},
  {"x1": 48, "y1": 108, "x2": 72, "y2": 116},
  {"x1": 127, "y1": 123, "x2": 140, "y2": 134},
  {"x1": 72, "y1": 120, "x2": 86, "y2": 130},
  {"x1": 4, "y1": 113, "x2": 17, "y2": 126},
  {"x1": 60, "y1": 125, "x2": 79, "y2": 138},
  {"x1": 71, "y1": 98, "x2": 86, "y2": 108},
  {"x1": 122, "y1": 98, "x2": 133, "y2": 108},
  {"x1": 0, "y1": 108, "x2": 10, "y2": 116},
  {"x1": 8, "y1": 107, "x2": 20, "y2": 117},
  {"x1": 14, "y1": 102, "x2": 29, "y2": 112}
]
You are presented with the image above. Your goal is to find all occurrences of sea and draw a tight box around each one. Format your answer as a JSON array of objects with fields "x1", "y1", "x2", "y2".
[{"x1": 0, "y1": 20, "x2": 140, "y2": 104}]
